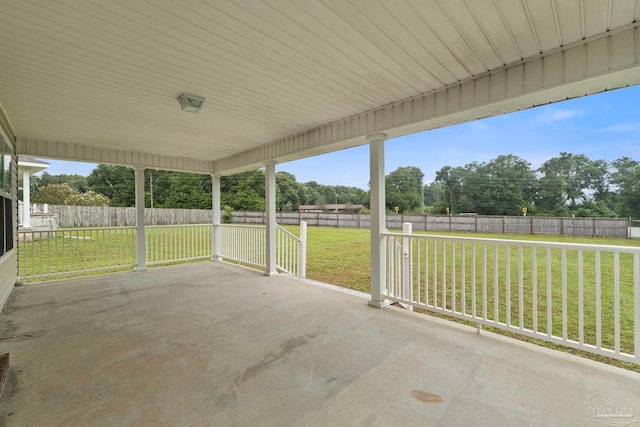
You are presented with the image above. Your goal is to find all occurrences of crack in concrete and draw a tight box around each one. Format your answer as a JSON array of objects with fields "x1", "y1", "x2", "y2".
[{"x1": 235, "y1": 336, "x2": 308, "y2": 385}]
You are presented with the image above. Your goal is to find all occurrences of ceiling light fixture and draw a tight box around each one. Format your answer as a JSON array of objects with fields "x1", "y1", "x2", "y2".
[{"x1": 178, "y1": 93, "x2": 205, "y2": 113}]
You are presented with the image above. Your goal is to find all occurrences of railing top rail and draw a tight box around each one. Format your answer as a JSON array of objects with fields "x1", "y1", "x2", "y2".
[
  {"x1": 381, "y1": 231, "x2": 640, "y2": 253},
  {"x1": 19, "y1": 226, "x2": 137, "y2": 232},
  {"x1": 218, "y1": 224, "x2": 266, "y2": 230},
  {"x1": 146, "y1": 224, "x2": 212, "y2": 229},
  {"x1": 276, "y1": 224, "x2": 301, "y2": 242}
]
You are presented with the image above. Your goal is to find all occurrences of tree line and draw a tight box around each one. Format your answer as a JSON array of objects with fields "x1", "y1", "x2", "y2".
[
  {"x1": 27, "y1": 152, "x2": 640, "y2": 218},
  {"x1": 29, "y1": 166, "x2": 369, "y2": 212}
]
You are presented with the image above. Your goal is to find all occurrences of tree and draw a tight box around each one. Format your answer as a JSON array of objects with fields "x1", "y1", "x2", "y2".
[
  {"x1": 470, "y1": 155, "x2": 536, "y2": 215},
  {"x1": 536, "y1": 152, "x2": 607, "y2": 213},
  {"x1": 611, "y1": 157, "x2": 640, "y2": 218},
  {"x1": 87, "y1": 165, "x2": 135, "y2": 207},
  {"x1": 163, "y1": 173, "x2": 211, "y2": 209},
  {"x1": 33, "y1": 184, "x2": 78, "y2": 205},
  {"x1": 65, "y1": 190, "x2": 110, "y2": 206},
  {"x1": 221, "y1": 170, "x2": 265, "y2": 211},
  {"x1": 433, "y1": 165, "x2": 473, "y2": 214},
  {"x1": 386, "y1": 166, "x2": 424, "y2": 213},
  {"x1": 315, "y1": 194, "x2": 327, "y2": 211},
  {"x1": 276, "y1": 172, "x2": 305, "y2": 211},
  {"x1": 33, "y1": 184, "x2": 109, "y2": 206},
  {"x1": 30, "y1": 172, "x2": 88, "y2": 201}
]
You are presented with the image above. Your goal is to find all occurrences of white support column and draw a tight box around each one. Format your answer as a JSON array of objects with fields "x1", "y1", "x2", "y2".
[
  {"x1": 212, "y1": 174, "x2": 222, "y2": 261},
  {"x1": 134, "y1": 166, "x2": 146, "y2": 271},
  {"x1": 368, "y1": 133, "x2": 388, "y2": 308},
  {"x1": 264, "y1": 161, "x2": 277, "y2": 276},
  {"x1": 22, "y1": 170, "x2": 31, "y2": 228}
]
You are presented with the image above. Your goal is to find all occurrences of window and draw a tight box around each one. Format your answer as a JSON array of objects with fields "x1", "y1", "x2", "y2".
[{"x1": 0, "y1": 136, "x2": 14, "y2": 257}]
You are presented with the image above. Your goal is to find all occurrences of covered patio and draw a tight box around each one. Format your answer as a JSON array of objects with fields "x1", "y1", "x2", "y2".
[
  {"x1": 2, "y1": 1, "x2": 640, "y2": 424},
  {"x1": 2, "y1": 261, "x2": 639, "y2": 426}
]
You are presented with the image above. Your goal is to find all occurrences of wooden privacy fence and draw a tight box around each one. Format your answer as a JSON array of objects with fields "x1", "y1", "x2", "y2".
[
  {"x1": 231, "y1": 211, "x2": 629, "y2": 238},
  {"x1": 34, "y1": 204, "x2": 213, "y2": 227},
  {"x1": 34, "y1": 205, "x2": 628, "y2": 238}
]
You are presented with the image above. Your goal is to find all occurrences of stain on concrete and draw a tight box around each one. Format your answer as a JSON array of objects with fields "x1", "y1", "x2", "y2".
[
  {"x1": 0, "y1": 333, "x2": 34, "y2": 342},
  {"x1": 411, "y1": 390, "x2": 443, "y2": 403},
  {"x1": 235, "y1": 336, "x2": 308, "y2": 385}
]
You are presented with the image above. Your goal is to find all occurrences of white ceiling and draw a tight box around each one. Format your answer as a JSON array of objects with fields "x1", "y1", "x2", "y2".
[{"x1": 1, "y1": 0, "x2": 639, "y2": 171}]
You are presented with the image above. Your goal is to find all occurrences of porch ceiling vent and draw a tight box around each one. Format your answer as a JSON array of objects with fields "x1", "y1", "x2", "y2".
[{"x1": 177, "y1": 93, "x2": 205, "y2": 113}]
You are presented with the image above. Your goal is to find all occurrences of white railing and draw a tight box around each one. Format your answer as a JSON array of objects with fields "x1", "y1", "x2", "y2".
[
  {"x1": 218, "y1": 224, "x2": 266, "y2": 268},
  {"x1": 382, "y1": 224, "x2": 640, "y2": 364},
  {"x1": 218, "y1": 223, "x2": 307, "y2": 277},
  {"x1": 276, "y1": 222, "x2": 307, "y2": 277},
  {"x1": 18, "y1": 227, "x2": 137, "y2": 281},
  {"x1": 18, "y1": 223, "x2": 308, "y2": 281},
  {"x1": 146, "y1": 224, "x2": 212, "y2": 266}
]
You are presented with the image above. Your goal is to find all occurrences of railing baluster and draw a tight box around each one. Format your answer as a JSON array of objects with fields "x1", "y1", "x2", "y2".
[
  {"x1": 614, "y1": 252, "x2": 620, "y2": 354},
  {"x1": 634, "y1": 253, "x2": 639, "y2": 362},
  {"x1": 442, "y1": 240, "x2": 446, "y2": 310},
  {"x1": 532, "y1": 246, "x2": 537, "y2": 333},
  {"x1": 562, "y1": 249, "x2": 567, "y2": 342},
  {"x1": 579, "y1": 250, "x2": 584, "y2": 345},
  {"x1": 596, "y1": 251, "x2": 602, "y2": 350},
  {"x1": 417, "y1": 240, "x2": 421, "y2": 305},
  {"x1": 547, "y1": 248, "x2": 552, "y2": 337},
  {"x1": 425, "y1": 239, "x2": 429, "y2": 306},
  {"x1": 506, "y1": 246, "x2": 511, "y2": 327},
  {"x1": 519, "y1": 246, "x2": 524, "y2": 330},
  {"x1": 482, "y1": 244, "x2": 487, "y2": 321},
  {"x1": 433, "y1": 240, "x2": 437, "y2": 309},
  {"x1": 452, "y1": 241, "x2": 456, "y2": 313},
  {"x1": 461, "y1": 243, "x2": 466, "y2": 316},
  {"x1": 472, "y1": 243, "x2": 476, "y2": 319},
  {"x1": 494, "y1": 245, "x2": 498, "y2": 323}
]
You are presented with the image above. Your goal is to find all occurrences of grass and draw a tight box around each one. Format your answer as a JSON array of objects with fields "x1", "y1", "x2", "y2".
[{"x1": 18, "y1": 226, "x2": 212, "y2": 280}]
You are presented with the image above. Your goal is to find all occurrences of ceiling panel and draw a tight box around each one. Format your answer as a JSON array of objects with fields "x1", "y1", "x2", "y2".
[{"x1": 0, "y1": 0, "x2": 637, "y2": 170}]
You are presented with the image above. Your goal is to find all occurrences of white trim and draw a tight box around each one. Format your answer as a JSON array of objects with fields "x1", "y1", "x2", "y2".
[{"x1": 16, "y1": 138, "x2": 213, "y2": 174}]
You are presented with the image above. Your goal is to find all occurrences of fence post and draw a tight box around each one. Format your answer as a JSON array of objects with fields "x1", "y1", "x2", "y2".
[
  {"x1": 299, "y1": 221, "x2": 307, "y2": 278},
  {"x1": 402, "y1": 222, "x2": 413, "y2": 311},
  {"x1": 530, "y1": 216, "x2": 534, "y2": 235}
]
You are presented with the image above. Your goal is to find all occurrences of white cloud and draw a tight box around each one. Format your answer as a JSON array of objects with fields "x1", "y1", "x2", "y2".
[
  {"x1": 599, "y1": 122, "x2": 640, "y2": 133},
  {"x1": 534, "y1": 108, "x2": 583, "y2": 123}
]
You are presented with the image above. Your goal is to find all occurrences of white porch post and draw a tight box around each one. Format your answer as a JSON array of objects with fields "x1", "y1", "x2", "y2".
[
  {"x1": 134, "y1": 166, "x2": 147, "y2": 271},
  {"x1": 368, "y1": 133, "x2": 388, "y2": 308},
  {"x1": 22, "y1": 170, "x2": 31, "y2": 228},
  {"x1": 212, "y1": 174, "x2": 222, "y2": 260},
  {"x1": 264, "y1": 160, "x2": 277, "y2": 276}
]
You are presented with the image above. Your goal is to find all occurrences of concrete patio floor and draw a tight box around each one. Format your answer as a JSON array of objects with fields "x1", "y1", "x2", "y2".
[{"x1": 1, "y1": 262, "x2": 639, "y2": 426}]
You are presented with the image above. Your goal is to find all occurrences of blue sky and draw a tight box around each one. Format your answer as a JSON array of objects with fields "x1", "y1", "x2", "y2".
[{"x1": 43, "y1": 85, "x2": 640, "y2": 189}]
